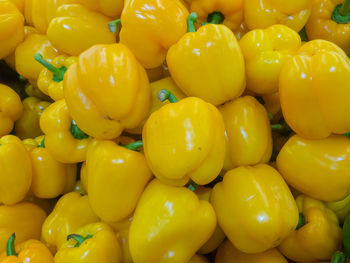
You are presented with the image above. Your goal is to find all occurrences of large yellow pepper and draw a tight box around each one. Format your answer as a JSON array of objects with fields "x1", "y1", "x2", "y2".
[
  {"x1": 36, "y1": 54, "x2": 77, "y2": 101},
  {"x1": 118, "y1": 0, "x2": 189, "y2": 69},
  {"x1": 279, "y1": 195, "x2": 342, "y2": 263},
  {"x1": 277, "y1": 134, "x2": 350, "y2": 202},
  {"x1": 0, "y1": 202, "x2": 46, "y2": 252},
  {"x1": 143, "y1": 93, "x2": 225, "y2": 186},
  {"x1": 74, "y1": 0, "x2": 123, "y2": 18},
  {"x1": 40, "y1": 99, "x2": 91, "y2": 163},
  {"x1": 0, "y1": 84, "x2": 22, "y2": 137},
  {"x1": 47, "y1": 4, "x2": 116, "y2": 56},
  {"x1": 64, "y1": 44, "x2": 150, "y2": 139},
  {"x1": 15, "y1": 97, "x2": 50, "y2": 139},
  {"x1": 215, "y1": 240, "x2": 288, "y2": 263},
  {"x1": 219, "y1": 96, "x2": 272, "y2": 169},
  {"x1": 41, "y1": 192, "x2": 99, "y2": 250},
  {"x1": 211, "y1": 164, "x2": 298, "y2": 253},
  {"x1": 244, "y1": 0, "x2": 312, "y2": 32},
  {"x1": 129, "y1": 179, "x2": 216, "y2": 263},
  {"x1": 280, "y1": 39, "x2": 350, "y2": 139},
  {"x1": 326, "y1": 194, "x2": 350, "y2": 223},
  {"x1": 167, "y1": 18, "x2": 245, "y2": 106},
  {"x1": 54, "y1": 222, "x2": 121, "y2": 263},
  {"x1": 239, "y1": 24, "x2": 301, "y2": 95}
]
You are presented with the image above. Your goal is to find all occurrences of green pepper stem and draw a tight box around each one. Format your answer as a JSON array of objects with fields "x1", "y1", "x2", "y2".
[
  {"x1": 158, "y1": 89, "x2": 178, "y2": 103},
  {"x1": 332, "y1": 0, "x2": 350, "y2": 24},
  {"x1": 207, "y1": 12, "x2": 225, "y2": 24},
  {"x1": 271, "y1": 121, "x2": 292, "y2": 135},
  {"x1": 124, "y1": 141, "x2": 143, "y2": 151},
  {"x1": 345, "y1": 132, "x2": 350, "y2": 138},
  {"x1": 187, "y1": 12, "x2": 198, "y2": 32},
  {"x1": 330, "y1": 251, "x2": 347, "y2": 263},
  {"x1": 67, "y1": 234, "x2": 93, "y2": 248},
  {"x1": 6, "y1": 233, "x2": 17, "y2": 257},
  {"x1": 296, "y1": 212, "x2": 306, "y2": 230},
  {"x1": 34, "y1": 53, "x2": 66, "y2": 82},
  {"x1": 108, "y1": 18, "x2": 121, "y2": 33},
  {"x1": 70, "y1": 120, "x2": 89, "y2": 140},
  {"x1": 299, "y1": 27, "x2": 309, "y2": 42},
  {"x1": 187, "y1": 181, "x2": 198, "y2": 192},
  {"x1": 340, "y1": 0, "x2": 350, "y2": 16},
  {"x1": 268, "y1": 113, "x2": 273, "y2": 121},
  {"x1": 39, "y1": 137, "x2": 45, "y2": 148}
]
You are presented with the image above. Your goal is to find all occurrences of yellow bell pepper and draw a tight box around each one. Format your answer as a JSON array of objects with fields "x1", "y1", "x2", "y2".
[
  {"x1": 24, "y1": 83, "x2": 51, "y2": 101},
  {"x1": 9, "y1": 0, "x2": 24, "y2": 13},
  {"x1": 118, "y1": 0, "x2": 189, "y2": 69},
  {"x1": 277, "y1": 134, "x2": 350, "y2": 202},
  {"x1": 279, "y1": 195, "x2": 342, "y2": 263},
  {"x1": 239, "y1": 24, "x2": 301, "y2": 95},
  {"x1": 54, "y1": 222, "x2": 122, "y2": 263},
  {"x1": 73, "y1": 180, "x2": 86, "y2": 196},
  {"x1": 74, "y1": 0, "x2": 123, "y2": 18},
  {"x1": 47, "y1": 4, "x2": 116, "y2": 56},
  {"x1": 0, "y1": 84, "x2": 22, "y2": 137},
  {"x1": 211, "y1": 164, "x2": 299, "y2": 253},
  {"x1": 40, "y1": 99, "x2": 91, "y2": 163},
  {"x1": 189, "y1": 255, "x2": 209, "y2": 263},
  {"x1": 36, "y1": 54, "x2": 77, "y2": 101},
  {"x1": 0, "y1": 202, "x2": 46, "y2": 252},
  {"x1": 244, "y1": 0, "x2": 312, "y2": 32},
  {"x1": 167, "y1": 17, "x2": 245, "y2": 106},
  {"x1": 325, "y1": 194, "x2": 350, "y2": 223},
  {"x1": 219, "y1": 96, "x2": 273, "y2": 168},
  {"x1": 15, "y1": 97, "x2": 50, "y2": 139},
  {"x1": 280, "y1": 39, "x2": 350, "y2": 139},
  {"x1": 129, "y1": 179, "x2": 216, "y2": 263},
  {"x1": 0, "y1": 0, "x2": 24, "y2": 59},
  {"x1": 64, "y1": 44, "x2": 150, "y2": 139},
  {"x1": 143, "y1": 92, "x2": 225, "y2": 186},
  {"x1": 41, "y1": 192, "x2": 99, "y2": 250},
  {"x1": 215, "y1": 240, "x2": 288, "y2": 263}
]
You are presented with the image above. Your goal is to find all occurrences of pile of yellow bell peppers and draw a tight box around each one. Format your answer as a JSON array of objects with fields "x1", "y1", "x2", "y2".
[{"x1": 2, "y1": 0, "x2": 350, "y2": 262}]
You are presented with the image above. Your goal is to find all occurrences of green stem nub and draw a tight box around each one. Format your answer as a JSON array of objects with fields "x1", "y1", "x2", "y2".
[
  {"x1": 34, "y1": 53, "x2": 66, "y2": 82},
  {"x1": 207, "y1": 11, "x2": 225, "y2": 24},
  {"x1": 299, "y1": 27, "x2": 308, "y2": 42},
  {"x1": 187, "y1": 181, "x2": 198, "y2": 192},
  {"x1": 345, "y1": 132, "x2": 350, "y2": 138},
  {"x1": 108, "y1": 18, "x2": 121, "y2": 33},
  {"x1": 39, "y1": 137, "x2": 45, "y2": 148},
  {"x1": 158, "y1": 89, "x2": 178, "y2": 103},
  {"x1": 187, "y1": 12, "x2": 198, "y2": 32},
  {"x1": 271, "y1": 120, "x2": 292, "y2": 135},
  {"x1": 330, "y1": 251, "x2": 347, "y2": 263},
  {"x1": 6, "y1": 233, "x2": 17, "y2": 257},
  {"x1": 124, "y1": 141, "x2": 143, "y2": 151},
  {"x1": 296, "y1": 212, "x2": 306, "y2": 230},
  {"x1": 67, "y1": 234, "x2": 92, "y2": 248},
  {"x1": 332, "y1": 0, "x2": 350, "y2": 24},
  {"x1": 71, "y1": 120, "x2": 89, "y2": 140}
]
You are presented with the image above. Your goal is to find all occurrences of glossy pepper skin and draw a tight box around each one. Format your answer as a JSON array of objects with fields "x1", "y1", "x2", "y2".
[
  {"x1": 54, "y1": 222, "x2": 121, "y2": 263},
  {"x1": 215, "y1": 240, "x2": 288, "y2": 263},
  {"x1": 280, "y1": 40, "x2": 350, "y2": 139},
  {"x1": 277, "y1": 135, "x2": 350, "y2": 202},
  {"x1": 0, "y1": 84, "x2": 23, "y2": 137},
  {"x1": 279, "y1": 195, "x2": 342, "y2": 263},
  {"x1": 40, "y1": 99, "x2": 91, "y2": 163},
  {"x1": 244, "y1": 0, "x2": 312, "y2": 32},
  {"x1": 143, "y1": 96, "x2": 225, "y2": 186},
  {"x1": 64, "y1": 44, "x2": 150, "y2": 140},
  {"x1": 326, "y1": 194, "x2": 350, "y2": 223},
  {"x1": 15, "y1": 97, "x2": 50, "y2": 139},
  {"x1": 239, "y1": 24, "x2": 301, "y2": 95},
  {"x1": 219, "y1": 96, "x2": 272, "y2": 168},
  {"x1": 129, "y1": 179, "x2": 216, "y2": 263},
  {"x1": 74, "y1": 0, "x2": 123, "y2": 17},
  {"x1": 167, "y1": 23, "x2": 245, "y2": 106},
  {"x1": 119, "y1": 0, "x2": 189, "y2": 69},
  {"x1": 211, "y1": 164, "x2": 298, "y2": 253},
  {"x1": 41, "y1": 192, "x2": 99, "y2": 250},
  {"x1": 0, "y1": 202, "x2": 46, "y2": 252}
]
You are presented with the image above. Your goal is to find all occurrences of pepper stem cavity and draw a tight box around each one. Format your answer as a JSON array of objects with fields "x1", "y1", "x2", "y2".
[
  {"x1": 108, "y1": 18, "x2": 121, "y2": 33},
  {"x1": 296, "y1": 212, "x2": 306, "y2": 230},
  {"x1": 187, "y1": 12, "x2": 198, "y2": 32},
  {"x1": 206, "y1": 11, "x2": 225, "y2": 24},
  {"x1": 6, "y1": 233, "x2": 17, "y2": 257},
  {"x1": 158, "y1": 89, "x2": 179, "y2": 103},
  {"x1": 34, "y1": 54, "x2": 67, "y2": 82},
  {"x1": 67, "y1": 234, "x2": 93, "y2": 248},
  {"x1": 71, "y1": 120, "x2": 89, "y2": 140},
  {"x1": 332, "y1": 0, "x2": 350, "y2": 24},
  {"x1": 124, "y1": 141, "x2": 143, "y2": 151},
  {"x1": 330, "y1": 251, "x2": 347, "y2": 263}
]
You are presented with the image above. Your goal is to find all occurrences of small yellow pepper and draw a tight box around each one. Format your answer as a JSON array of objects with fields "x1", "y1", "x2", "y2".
[
  {"x1": 74, "y1": 0, "x2": 123, "y2": 18},
  {"x1": 129, "y1": 179, "x2": 216, "y2": 263},
  {"x1": 279, "y1": 195, "x2": 342, "y2": 263},
  {"x1": 325, "y1": 194, "x2": 350, "y2": 223}
]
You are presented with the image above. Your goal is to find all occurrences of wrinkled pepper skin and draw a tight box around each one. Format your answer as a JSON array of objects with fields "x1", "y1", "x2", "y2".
[
  {"x1": 41, "y1": 192, "x2": 99, "y2": 250},
  {"x1": 0, "y1": 202, "x2": 46, "y2": 252},
  {"x1": 129, "y1": 179, "x2": 216, "y2": 263},
  {"x1": 244, "y1": 0, "x2": 312, "y2": 32},
  {"x1": 0, "y1": 84, "x2": 23, "y2": 137},
  {"x1": 279, "y1": 39, "x2": 350, "y2": 139},
  {"x1": 0, "y1": 136, "x2": 32, "y2": 205},
  {"x1": 15, "y1": 97, "x2": 50, "y2": 139},
  {"x1": 219, "y1": 96, "x2": 272, "y2": 168},
  {"x1": 119, "y1": 0, "x2": 189, "y2": 69},
  {"x1": 54, "y1": 222, "x2": 122, "y2": 263},
  {"x1": 47, "y1": 4, "x2": 116, "y2": 56},
  {"x1": 143, "y1": 97, "x2": 225, "y2": 186},
  {"x1": 0, "y1": 0, "x2": 24, "y2": 59},
  {"x1": 239, "y1": 24, "x2": 301, "y2": 95},
  {"x1": 279, "y1": 195, "x2": 342, "y2": 263},
  {"x1": 40, "y1": 99, "x2": 91, "y2": 163},
  {"x1": 64, "y1": 44, "x2": 150, "y2": 140},
  {"x1": 326, "y1": 194, "x2": 350, "y2": 223},
  {"x1": 74, "y1": 0, "x2": 123, "y2": 17},
  {"x1": 167, "y1": 24, "x2": 245, "y2": 106},
  {"x1": 215, "y1": 240, "x2": 288, "y2": 263},
  {"x1": 277, "y1": 135, "x2": 350, "y2": 202},
  {"x1": 211, "y1": 164, "x2": 298, "y2": 253}
]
